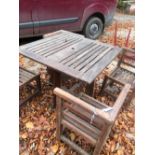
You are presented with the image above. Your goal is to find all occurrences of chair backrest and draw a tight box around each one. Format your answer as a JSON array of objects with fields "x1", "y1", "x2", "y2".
[{"x1": 118, "y1": 48, "x2": 135, "y2": 69}]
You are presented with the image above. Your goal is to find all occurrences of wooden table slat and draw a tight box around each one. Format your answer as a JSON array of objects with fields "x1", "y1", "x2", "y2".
[
  {"x1": 32, "y1": 34, "x2": 75, "y2": 53},
  {"x1": 80, "y1": 47, "x2": 112, "y2": 73},
  {"x1": 19, "y1": 67, "x2": 37, "y2": 87},
  {"x1": 74, "y1": 46, "x2": 107, "y2": 71},
  {"x1": 44, "y1": 38, "x2": 83, "y2": 58},
  {"x1": 62, "y1": 43, "x2": 97, "y2": 66},
  {"x1": 59, "y1": 41, "x2": 95, "y2": 64},
  {"x1": 82, "y1": 47, "x2": 122, "y2": 83}
]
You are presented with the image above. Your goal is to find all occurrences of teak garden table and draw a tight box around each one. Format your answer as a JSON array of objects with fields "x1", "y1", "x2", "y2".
[{"x1": 20, "y1": 30, "x2": 122, "y2": 105}]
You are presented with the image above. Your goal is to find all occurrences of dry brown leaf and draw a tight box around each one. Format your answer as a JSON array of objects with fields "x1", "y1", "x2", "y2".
[
  {"x1": 113, "y1": 134, "x2": 118, "y2": 140},
  {"x1": 110, "y1": 141, "x2": 116, "y2": 152},
  {"x1": 20, "y1": 150, "x2": 29, "y2": 155},
  {"x1": 117, "y1": 148, "x2": 124, "y2": 155},
  {"x1": 21, "y1": 132, "x2": 28, "y2": 139},
  {"x1": 39, "y1": 115, "x2": 46, "y2": 124},
  {"x1": 59, "y1": 145, "x2": 66, "y2": 154},
  {"x1": 127, "y1": 112, "x2": 134, "y2": 119},
  {"x1": 25, "y1": 121, "x2": 34, "y2": 129},
  {"x1": 70, "y1": 133, "x2": 76, "y2": 141},
  {"x1": 51, "y1": 144, "x2": 59, "y2": 154}
]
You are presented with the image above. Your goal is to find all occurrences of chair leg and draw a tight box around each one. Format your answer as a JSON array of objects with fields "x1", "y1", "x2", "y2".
[
  {"x1": 36, "y1": 75, "x2": 41, "y2": 94},
  {"x1": 126, "y1": 88, "x2": 135, "y2": 105},
  {"x1": 56, "y1": 96, "x2": 62, "y2": 141},
  {"x1": 99, "y1": 75, "x2": 109, "y2": 95},
  {"x1": 86, "y1": 80, "x2": 95, "y2": 97},
  {"x1": 93, "y1": 124, "x2": 113, "y2": 155}
]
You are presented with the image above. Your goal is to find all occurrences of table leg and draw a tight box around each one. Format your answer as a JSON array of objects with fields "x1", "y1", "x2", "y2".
[
  {"x1": 47, "y1": 67, "x2": 55, "y2": 84},
  {"x1": 47, "y1": 67, "x2": 61, "y2": 108},
  {"x1": 86, "y1": 80, "x2": 95, "y2": 97}
]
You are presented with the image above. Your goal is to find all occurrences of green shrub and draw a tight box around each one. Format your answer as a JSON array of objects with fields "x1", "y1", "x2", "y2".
[{"x1": 117, "y1": 0, "x2": 128, "y2": 9}]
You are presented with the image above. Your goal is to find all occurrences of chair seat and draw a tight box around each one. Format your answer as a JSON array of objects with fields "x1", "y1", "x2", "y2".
[
  {"x1": 19, "y1": 67, "x2": 41, "y2": 106},
  {"x1": 111, "y1": 67, "x2": 135, "y2": 88},
  {"x1": 19, "y1": 67, "x2": 38, "y2": 88}
]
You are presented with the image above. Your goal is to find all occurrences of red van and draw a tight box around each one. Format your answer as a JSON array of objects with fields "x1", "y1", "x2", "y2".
[{"x1": 19, "y1": 0, "x2": 117, "y2": 39}]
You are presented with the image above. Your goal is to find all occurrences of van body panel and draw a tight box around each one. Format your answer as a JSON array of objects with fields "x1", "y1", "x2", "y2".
[{"x1": 19, "y1": 0, "x2": 117, "y2": 38}]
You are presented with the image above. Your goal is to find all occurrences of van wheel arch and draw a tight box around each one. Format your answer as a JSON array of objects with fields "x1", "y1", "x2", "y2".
[{"x1": 82, "y1": 13, "x2": 105, "y2": 39}]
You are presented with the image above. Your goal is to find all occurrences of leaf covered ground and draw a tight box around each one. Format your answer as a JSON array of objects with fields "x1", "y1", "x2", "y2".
[{"x1": 19, "y1": 13, "x2": 135, "y2": 155}]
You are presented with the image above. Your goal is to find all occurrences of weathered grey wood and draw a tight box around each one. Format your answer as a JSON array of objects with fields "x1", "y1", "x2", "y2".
[
  {"x1": 63, "y1": 103, "x2": 105, "y2": 129},
  {"x1": 57, "y1": 40, "x2": 95, "y2": 62},
  {"x1": 111, "y1": 67, "x2": 135, "y2": 85},
  {"x1": 80, "y1": 47, "x2": 112, "y2": 73},
  {"x1": 62, "y1": 119, "x2": 97, "y2": 145},
  {"x1": 64, "y1": 43, "x2": 102, "y2": 66},
  {"x1": 20, "y1": 30, "x2": 122, "y2": 84},
  {"x1": 74, "y1": 46, "x2": 107, "y2": 71},
  {"x1": 28, "y1": 34, "x2": 70, "y2": 52},
  {"x1": 44, "y1": 38, "x2": 83, "y2": 57},
  {"x1": 19, "y1": 67, "x2": 37, "y2": 87},
  {"x1": 52, "y1": 70, "x2": 61, "y2": 107},
  {"x1": 63, "y1": 110, "x2": 100, "y2": 138},
  {"x1": 107, "y1": 48, "x2": 135, "y2": 103},
  {"x1": 71, "y1": 45, "x2": 102, "y2": 68},
  {"x1": 82, "y1": 46, "x2": 122, "y2": 83},
  {"x1": 69, "y1": 81, "x2": 83, "y2": 92},
  {"x1": 19, "y1": 67, "x2": 41, "y2": 106},
  {"x1": 80, "y1": 93, "x2": 109, "y2": 109},
  {"x1": 86, "y1": 81, "x2": 95, "y2": 97},
  {"x1": 93, "y1": 124, "x2": 113, "y2": 155},
  {"x1": 111, "y1": 84, "x2": 131, "y2": 120},
  {"x1": 53, "y1": 88, "x2": 111, "y2": 123},
  {"x1": 21, "y1": 30, "x2": 83, "y2": 50},
  {"x1": 56, "y1": 97, "x2": 62, "y2": 141},
  {"x1": 54, "y1": 81, "x2": 130, "y2": 155}
]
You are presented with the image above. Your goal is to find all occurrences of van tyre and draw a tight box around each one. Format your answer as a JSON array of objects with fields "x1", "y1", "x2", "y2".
[{"x1": 83, "y1": 17, "x2": 104, "y2": 40}]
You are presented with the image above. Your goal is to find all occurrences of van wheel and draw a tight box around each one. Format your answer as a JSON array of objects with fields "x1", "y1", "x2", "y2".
[{"x1": 83, "y1": 17, "x2": 104, "y2": 40}]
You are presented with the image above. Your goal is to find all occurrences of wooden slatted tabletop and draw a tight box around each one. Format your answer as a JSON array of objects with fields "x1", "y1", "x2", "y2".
[{"x1": 20, "y1": 30, "x2": 122, "y2": 84}]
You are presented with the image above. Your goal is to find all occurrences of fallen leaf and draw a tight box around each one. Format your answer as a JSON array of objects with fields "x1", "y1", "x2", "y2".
[
  {"x1": 20, "y1": 150, "x2": 29, "y2": 155},
  {"x1": 51, "y1": 144, "x2": 59, "y2": 154},
  {"x1": 39, "y1": 115, "x2": 46, "y2": 124},
  {"x1": 25, "y1": 121, "x2": 34, "y2": 129},
  {"x1": 58, "y1": 145, "x2": 66, "y2": 155},
  {"x1": 127, "y1": 112, "x2": 134, "y2": 119},
  {"x1": 125, "y1": 132, "x2": 135, "y2": 140},
  {"x1": 117, "y1": 149, "x2": 124, "y2": 155},
  {"x1": 110, "y1": 141, "x2": 116, "y2": 152},
  {"x1": 21, "y1": 132, "x2": 28, "y2": 139},
  {"x1": 113, "y1": 134, "x2": 118, "y2": 140},
  {"x1": 47, "y1": 152, "x2": 54, "y2": 155},
  {"x1": 70, "y1": 133, "x2": 76, "y2": 141}
]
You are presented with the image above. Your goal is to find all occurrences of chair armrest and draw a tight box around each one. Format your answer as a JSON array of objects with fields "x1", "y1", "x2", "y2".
[
  {"x1": 111, "y1": 84, "x2": 131, "y2": 121},
  {"x1": 54, "y1": 87, "x2": 113, "y2": 124}
]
